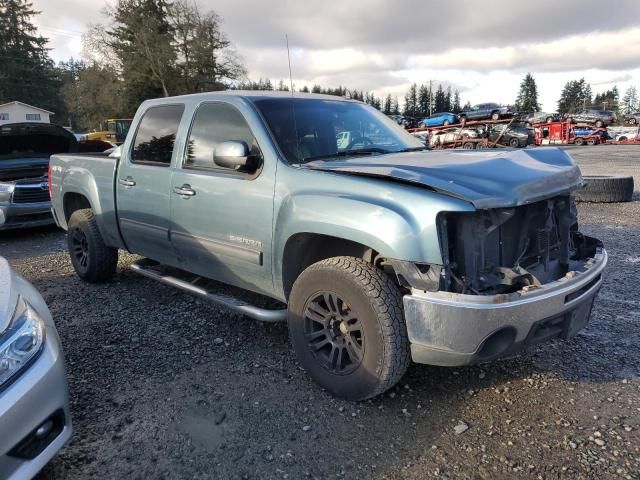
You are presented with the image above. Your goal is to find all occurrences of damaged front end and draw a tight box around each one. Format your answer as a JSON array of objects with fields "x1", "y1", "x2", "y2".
[
  {"x1": 401, "y1": 194, "x2": 606, "y2": 367},
  {"x1": 438, "y1": 195, "x2": 603, "y2": 295}
]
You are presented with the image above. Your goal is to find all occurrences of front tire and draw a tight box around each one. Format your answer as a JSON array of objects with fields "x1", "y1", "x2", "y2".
[
  {"x1": 287, "y1": 257, "x2": 410, "y2": 400},
  {"x1": 491, "y1": 112, "x2": 500, "y2": 120},
  {"x1": 595, "y1": 120, "x2": 604, "y2": 128},
  {"x1": 67, "y1": 209, "x2": 118, "y2": 282}
]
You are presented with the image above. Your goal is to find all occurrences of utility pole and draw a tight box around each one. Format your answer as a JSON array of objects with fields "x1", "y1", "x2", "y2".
[{"x1": 428, "y1": 80, "x2": 432, "y2": 116}]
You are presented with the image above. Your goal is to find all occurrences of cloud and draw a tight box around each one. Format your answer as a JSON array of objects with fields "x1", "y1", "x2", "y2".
[{"x1": 31, "y1": 0, "x2": 640, "y2": 111}]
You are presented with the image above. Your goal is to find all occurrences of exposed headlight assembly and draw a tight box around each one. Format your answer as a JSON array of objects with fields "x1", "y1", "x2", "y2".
[
  {"x1": 0, "y1": 182, "x2": 15, "y2": 201},
  {"x1": 0, "y1": 296, "x2": 45, "y2": 389}
]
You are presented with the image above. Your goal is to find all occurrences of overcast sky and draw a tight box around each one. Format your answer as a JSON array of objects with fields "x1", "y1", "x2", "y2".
[{"x1": 33, "y1": 0, "x2": 640, "y2": 111}]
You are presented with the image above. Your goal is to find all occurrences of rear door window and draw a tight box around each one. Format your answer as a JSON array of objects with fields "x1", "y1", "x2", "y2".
[{"x1": 131, "y1": 105, "x2": 185, "y2": 166}]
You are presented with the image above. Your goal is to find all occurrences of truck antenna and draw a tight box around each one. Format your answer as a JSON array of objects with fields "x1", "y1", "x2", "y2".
[
  {"x1": 286, "y1": 34, "x2": 295, "y2": 94},
  {"x1": 285, "y1": 34, "x2": 302, "y2": 161}
]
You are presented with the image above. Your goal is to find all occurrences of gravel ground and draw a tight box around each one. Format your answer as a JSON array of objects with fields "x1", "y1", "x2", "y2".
[{"x1": 1, "y1": 145, "x2": 639, "y2": 480}]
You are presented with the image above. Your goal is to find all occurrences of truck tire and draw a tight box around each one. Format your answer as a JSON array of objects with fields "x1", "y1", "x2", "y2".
[
  {"x1": 67, "y1": 208, "x2": 118, "y2": 282},
  {"x1": 287, "y1": 257, "x2": 410, "y2": 400},
  {"x1": 574, "y1": 176, "x2": 634, "y2": 203},
  {"x1": 491, "y1": 112, "x2": 500, "y2": 120},
  {"x1": 574, "y1": 137, "x2": 585, "y2": 146}
]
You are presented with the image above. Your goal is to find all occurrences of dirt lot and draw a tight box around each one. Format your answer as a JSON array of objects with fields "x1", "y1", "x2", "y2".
[{"x1": 2, "y1": 145, "x2": 639, "y2": 479}]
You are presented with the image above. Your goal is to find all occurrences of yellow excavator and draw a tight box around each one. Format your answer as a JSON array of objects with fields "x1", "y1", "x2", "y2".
[{"x1": 86, "y1": 119, "x2": 132, "y2": 145}]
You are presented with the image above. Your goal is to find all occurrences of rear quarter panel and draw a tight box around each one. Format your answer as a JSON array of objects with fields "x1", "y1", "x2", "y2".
[{"x1": 50, "y1": 153, "x2": 124, "y2": 248}]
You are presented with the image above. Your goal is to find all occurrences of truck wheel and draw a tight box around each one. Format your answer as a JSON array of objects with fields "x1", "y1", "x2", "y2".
[
  {"x1": 574, "y1": 176, "x2": 634, "y2": 203},
  {"x1": 586, "y1": 138, "x2": 596, "y2": 146},
  {"x1": 462, "y1": 142, "x2": 476, "y2": 149},
  {"x1": 67, "y1": 209, "x2": 118, "y2": 282},
  {"x1": 574, "y1": 137, "x2": 585, "y2": 146},
  {"x1": 491, "y1": 112, "x2": 500, "y2": 120},
  {"x1": 287, "y1": 257, "x2": 410, "y2": 400}
]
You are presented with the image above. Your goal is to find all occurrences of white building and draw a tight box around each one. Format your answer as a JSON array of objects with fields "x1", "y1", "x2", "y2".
[{"x1": 0, "y1": 101, "x2": 53, "y2": 126}]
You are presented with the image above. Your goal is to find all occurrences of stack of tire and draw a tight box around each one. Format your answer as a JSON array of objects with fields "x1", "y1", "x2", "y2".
[{"x1": 574, "y1": 176, "x2": 635, "y2": 203}]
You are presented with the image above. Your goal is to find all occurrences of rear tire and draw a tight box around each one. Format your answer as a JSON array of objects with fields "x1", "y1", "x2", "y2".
[
  {"x1": 443, "y1": 119, "x2": 450, "y2": 126},
  {"x1": 586, "y1": 138, "x2": 597, "y2": 146},
  {"x1": 509, "y1": 138, "x2": 520, "y2": 148},
  {"x1": 595, "y1": 120, "x2": 604, "y2": 128},
  {"x1": 287, "y1": 257, "x2": 410, "y2": 400},
  {"x1": 574, "y1": 137, "x2": 585, "y2": 146},
  {"x1": 67, "y1": 209, "x2": 118, "y2": 282},
  {"x1": 574, "y1": 176, "x2": 634, "y2": 203},
  {"x1": 546, "y1": 116, "x2": 553, "y2": 123},
  {"x1": 630, "y1": 118, "x2": 637, "y2": 125},
  {"x1": 491, "y1": 112, "x2": 500, "y2": 120},
  {"x1": 462, "y1": 141, "x2": 476, "y2": 149}
]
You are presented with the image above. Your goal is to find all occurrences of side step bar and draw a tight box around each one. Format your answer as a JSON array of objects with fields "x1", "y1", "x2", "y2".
[{"x1": 130, "y1": 259, "x2": 287, "y2": 323}]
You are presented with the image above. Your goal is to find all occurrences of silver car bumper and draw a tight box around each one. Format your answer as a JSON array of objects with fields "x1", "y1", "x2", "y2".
[
  {"x1": 404, "y1": 249, "x2": 607, "y2": 366},
  {"x1": 0, "y1": 202, "x2": 54, "y2": 231}
]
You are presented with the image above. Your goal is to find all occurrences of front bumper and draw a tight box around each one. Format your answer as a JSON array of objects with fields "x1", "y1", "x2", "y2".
[
  {"x1": 0, "y1": 327, "x2": 72, "y2": 480},
  {"x1": 404, "y1": 249, "x2": 607, "y2": 366},
  {"x1": 0, "y1": 202, "x2": 54, "y2": 231}
]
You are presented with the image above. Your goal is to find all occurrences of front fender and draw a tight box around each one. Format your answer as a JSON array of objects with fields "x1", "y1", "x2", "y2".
[{"x1": 276, "y1": 193, "x2": 428, "y2": 263}]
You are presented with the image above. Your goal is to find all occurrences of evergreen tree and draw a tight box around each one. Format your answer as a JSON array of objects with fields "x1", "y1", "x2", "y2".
[
  {"x1": 417, "y1": 84, "x2": 431, "y2": 118},
  {"x1": 276, "y1": 80, "x2": 289, "y2": 91},
  {"x1": 621, "y1": 86, "x2": 638, "y2": 114},
  {"x1": 514, "y1": 73, "x2": 541, "y2": 112},
  {"x1": 434, "y1": 84, "x2": 446, "y2": 112},
  {"x1": 108, "y1": 0, "x2": 176, "y2": 108},
  {"x1": 557, "y1": 78, "x2": 592, "y2": 114},
  {"x1": 452, "y1": 90, "x2": 462, "y2": 113},
  {"x1": 383, "y1": 94, "x2": 392, "y2": 114},
  {"x1": 0, "y1": 0, "x2": 61, "y2": 114},
  {"x1": 392, "y1": 96, "x2": 400, "y2": 115},
  {"x1": 403, "y1": 83, "x2": 418, "y2": 118},
  {"x1": 445, "y1": 86, "x2": 452, "y2": 112},
  {"x1": 299, "y1": 85, "x2": 309, "y2": 93},
  {"x1": 593, "y1": 86, "x2": 619, "y2": 112}
]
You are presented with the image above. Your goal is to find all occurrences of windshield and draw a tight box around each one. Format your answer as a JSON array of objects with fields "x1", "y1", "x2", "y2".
[{"x1": 252, "y1": 98, "x2": 424, "y2": 164}]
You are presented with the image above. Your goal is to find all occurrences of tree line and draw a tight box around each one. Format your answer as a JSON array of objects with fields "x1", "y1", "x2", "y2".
[{"x1": 1, "y1": 0, "x2": 639, "y2": 132}]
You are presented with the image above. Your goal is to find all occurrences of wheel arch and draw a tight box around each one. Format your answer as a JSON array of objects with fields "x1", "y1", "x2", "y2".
[
  {"x1": 281, "y1": 233, "x2": 378, "y2": 301},
  {"x1": 63, "y1": 192, "x2": 92, "y2": 224}
]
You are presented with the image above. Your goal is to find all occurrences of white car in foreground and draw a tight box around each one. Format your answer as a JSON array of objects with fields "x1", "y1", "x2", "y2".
[{"x1": 0, "y1": 257, "x2": 71, "y2": 480}]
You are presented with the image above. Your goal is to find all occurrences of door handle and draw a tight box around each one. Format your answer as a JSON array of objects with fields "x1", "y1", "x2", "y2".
[
  {"x1": 173, "y1": 184, "x2": 196, "y2": 197},
  {"x1": 119, "y1": 177, "x2": 136, "y2": 187}
]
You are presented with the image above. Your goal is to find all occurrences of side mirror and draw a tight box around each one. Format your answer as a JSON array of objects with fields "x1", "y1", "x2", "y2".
[{"x1": 214, "y1": 141, "x2": 252, "y2": 171}]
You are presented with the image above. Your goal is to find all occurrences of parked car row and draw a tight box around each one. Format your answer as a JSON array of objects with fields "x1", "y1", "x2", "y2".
[
  {"x1": 422, "y1": 121, "x2": 535, "y2": 149},
  {"x1": 401, "y1": 105, "x2": 630, "y2": 130}
]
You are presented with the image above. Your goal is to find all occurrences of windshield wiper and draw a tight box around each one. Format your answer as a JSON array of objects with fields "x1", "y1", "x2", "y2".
[
  {"x1": 300, "y1": 148, "x2": 390, "y2": 163},
  {"x1": 396, "y1": 146, "x2": 429, "y2": 152}
]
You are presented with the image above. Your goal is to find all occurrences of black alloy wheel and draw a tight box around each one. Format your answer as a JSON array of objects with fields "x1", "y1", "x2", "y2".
[
  {"x1": 70, "y1": 227, "x2": 90, "y2": 271},
  {"x1": 303, "y1": 292, "x2": 364, "y2": 375}
]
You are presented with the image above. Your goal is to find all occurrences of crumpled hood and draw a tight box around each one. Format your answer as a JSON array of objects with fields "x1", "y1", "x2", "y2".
[{"x1": 304, "y1": 147, "x2": 582, "y2": 209}]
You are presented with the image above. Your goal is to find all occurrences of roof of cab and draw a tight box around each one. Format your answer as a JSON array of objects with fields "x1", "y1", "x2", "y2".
[{"x1": 140, "y1": 90, "x2": 358, "y2": 107}]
